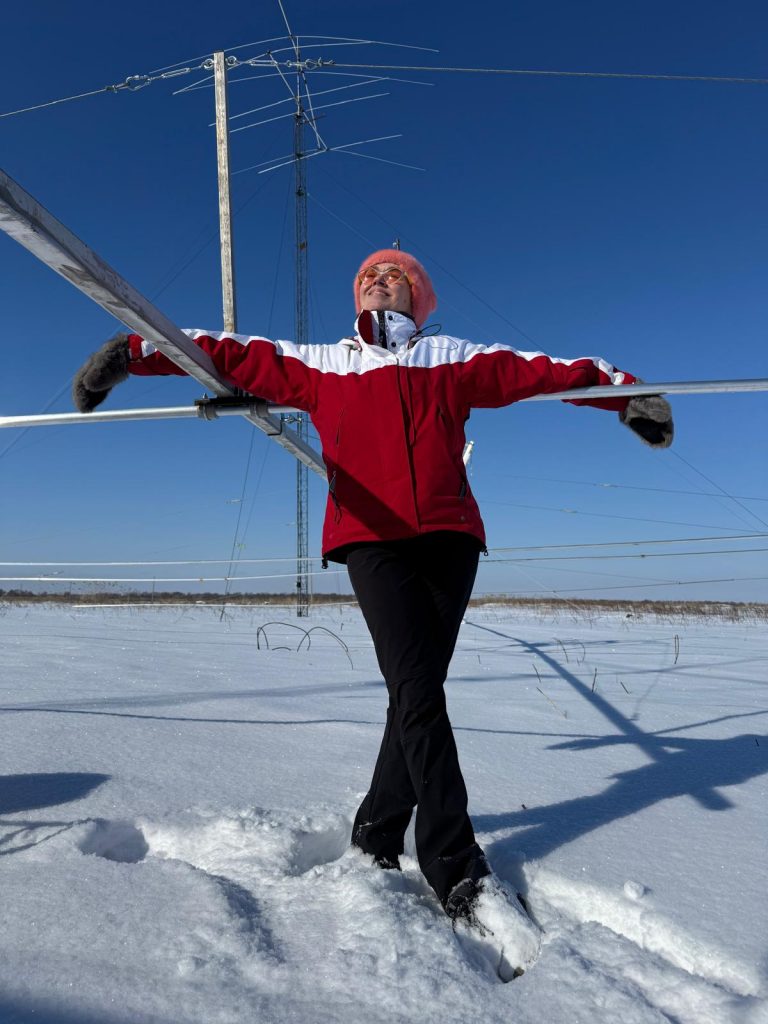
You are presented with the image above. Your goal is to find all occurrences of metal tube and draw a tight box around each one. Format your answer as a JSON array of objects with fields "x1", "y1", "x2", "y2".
[
  {"x1": 1, "y1": 407, "x2": 203, "y2": 429},
  {"x1": 0, "y1": 404, "x2": 296, "y2": 430},
  {"x1": 520, "y1": 378, "x2": 768, "y2": 401},
  {"x1": 0, "y1": 169, "x2": 224, "y2": 392},
  {"x1": 0, "y1": 165, "x2": 325, "y2": 476},
  {"x1": 1, "y1": 379, "x2": 766, "y2": 432}
]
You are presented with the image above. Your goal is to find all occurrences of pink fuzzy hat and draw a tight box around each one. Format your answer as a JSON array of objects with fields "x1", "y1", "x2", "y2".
[{"x1": 354, "y1": 249, "x2": 437, "y2": 327}]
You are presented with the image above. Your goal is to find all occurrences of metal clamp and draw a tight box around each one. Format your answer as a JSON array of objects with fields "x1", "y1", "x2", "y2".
[{"x1": 194, "y1": 395, "x2": 255, "y2": 421}]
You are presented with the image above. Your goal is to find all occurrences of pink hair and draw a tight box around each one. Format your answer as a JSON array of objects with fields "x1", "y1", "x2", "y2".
[{"x1": 354, "y1": 249, "x2": 437, "y2": 327}]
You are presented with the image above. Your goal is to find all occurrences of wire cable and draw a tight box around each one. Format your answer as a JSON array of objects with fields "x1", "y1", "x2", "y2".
[
  {"x1": 313, "y1": 163, "x2": 541, "y2": 347},
  {"x1": 221, "y1": 429, "x2": 258, "y2": 600},
  {"x1": 8, "y1": 539, "x2": 766, "y2": 578},
  {"x1": 1, "y1": 58, "x2": 219, "y2": 118},
  {"x1": 307, "y1": 191, "x2": 381, "y2": 248},
  {"x1": 7, "y1": 52, "x2": 765, "y2": 122},
  {"x1": 10, "y1": 563, "x2": 765, "y2": 587},
  {"x1": 491, "y1": 472, "x2": 768, "y2": 504},
  {"x1": 267, "y1": 172, "x2": 295, "y2": 336},
  {"x1": 238, "y1": 441, "x2": 272, "y2": 555},
  {"x1": 492, "y1": 532, "x2": 768, "y2": 553},
  {"x1": 332, "y1": 147, "x2": 425, "y2": 173},
  {"x1": 670, "y1": 450, "x2": 768, "y2": 530},
  {"x1": 482, "y1": 499, "x2": 755, "y2": 532},
  {"x1": 0, "y1": 86, "x2": 119, "y2": 120},
  {"x1": 499, "y1": 575, "x2": 768, "y2": 597},
  {"x1": 0, "y1": 545, "x2": 760, "y2": 571},
  {"x1": 1, "y1": 572, "x2": 330, "y2": 584},
  {"x1": 331, "y1": 63, "x2": 768, "y2": 86},
  {"x1": 0, "y1": 377, "x2": 73, "y2": 462},
  {"x1": 486, "y1": 546, "x2": 768, "y2": 564}
]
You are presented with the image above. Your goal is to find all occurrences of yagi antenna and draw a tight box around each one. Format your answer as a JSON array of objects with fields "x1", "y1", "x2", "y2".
[
  {"x1": 234, "y1": 10, "x2": 411, "y2": 612},
  {"x1": 198, "y1": 6, "x2": 438, "y2": 615},
  {"x1": 0, "y1": 7, "x2": 438, "y2": 617}
]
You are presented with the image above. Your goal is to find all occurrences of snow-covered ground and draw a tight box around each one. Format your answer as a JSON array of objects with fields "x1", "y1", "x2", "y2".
[{"x1": 1, "y1": 602, "x2": 766, "y2": 1024}]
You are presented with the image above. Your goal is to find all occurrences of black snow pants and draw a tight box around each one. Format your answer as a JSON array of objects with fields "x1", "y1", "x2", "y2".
[{"x1": 346, "y1": 531, "x2": 490, "y2": 907}]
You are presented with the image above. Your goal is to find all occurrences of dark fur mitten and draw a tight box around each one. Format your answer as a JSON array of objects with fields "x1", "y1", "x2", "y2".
[
  {"x1": 620, "y1": 394, "x2": 674, "y2": 448},
  {"x1": 72, "y1": 334, "x2": 131, "y2": 413}
]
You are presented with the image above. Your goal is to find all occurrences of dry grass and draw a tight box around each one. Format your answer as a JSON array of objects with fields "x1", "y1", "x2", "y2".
[
  {"x1": 1, "y1": 589, "x2": 765, "y2": 622},
  {"x1": 467, "y1": 595, "x2": 768, "y2": 621}
]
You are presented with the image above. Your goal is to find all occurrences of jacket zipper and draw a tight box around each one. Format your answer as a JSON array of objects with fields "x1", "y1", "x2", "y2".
[
  {"x1": 439, "y1": 404, "x2": 469, "y2": 500},
  {"x1": 397, "y1": 359, "x2": 421, "y2": 531},
  {"x1": 329, "y1": 470, "x2": 341, "y2": 521}
]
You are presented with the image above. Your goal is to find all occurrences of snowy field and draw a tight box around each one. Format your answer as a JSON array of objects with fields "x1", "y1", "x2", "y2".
[{"x1": 1, "y1": 601, "x2": 766, "y2": 1024}]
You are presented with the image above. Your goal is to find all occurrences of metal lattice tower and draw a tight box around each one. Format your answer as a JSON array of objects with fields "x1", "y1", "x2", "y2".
[{"x1": 293, "y1": 91, "x2": 310, "y2": 616}]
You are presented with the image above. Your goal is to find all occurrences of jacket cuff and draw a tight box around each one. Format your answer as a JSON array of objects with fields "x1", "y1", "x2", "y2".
[{"x1": 127, "y1": 334, "x2": 144, "y2": 361}]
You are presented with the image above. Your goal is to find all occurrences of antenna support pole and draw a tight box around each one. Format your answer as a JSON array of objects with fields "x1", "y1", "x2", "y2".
[
  {"x1": 294, "y1": 101, "x2": 311, "y2": 617},
  {"x1": 214, "y1": 51, "x2": 237, "y2": 333}
]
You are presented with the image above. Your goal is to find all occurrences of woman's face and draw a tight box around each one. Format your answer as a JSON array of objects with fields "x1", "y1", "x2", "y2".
[{"x1": 357, "y1": 264, "x2": 413, "y2": 317}]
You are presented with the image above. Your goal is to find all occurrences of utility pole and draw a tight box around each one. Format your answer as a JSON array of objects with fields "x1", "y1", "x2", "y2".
[
  {"x1": 213, "y1": 51, "x2": 237, "y2": 333},
  {"x1": 214, "y1": 50, "x2": 241, "y2": 614},
  {"x1": 216, "y1": 39, "x2": 310, "y2": 616}
]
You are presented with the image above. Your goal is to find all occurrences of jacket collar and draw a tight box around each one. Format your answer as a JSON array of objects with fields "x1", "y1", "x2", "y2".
[{"x1": 351, "y1": 309, "x2": 420, "y2": 353}]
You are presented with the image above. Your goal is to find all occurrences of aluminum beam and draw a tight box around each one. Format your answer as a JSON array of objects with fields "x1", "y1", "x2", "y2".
[
  {"x1": 521, "y1": 378, "x2": 768, "y2": 400},
  {"x1": 2, "y1": 378, "x2": 766, "y2": 434},
  {"x1": 0, "y1": 166, "x2": 325, "y2": 476},
  {"x1": 0, "y1": 403, "x2": 296, "y2": 430}
]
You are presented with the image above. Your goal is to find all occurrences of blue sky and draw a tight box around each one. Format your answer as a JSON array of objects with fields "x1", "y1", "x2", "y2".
[{"x1": 1, "y1": 0, "x2": 766, "y2": 600}]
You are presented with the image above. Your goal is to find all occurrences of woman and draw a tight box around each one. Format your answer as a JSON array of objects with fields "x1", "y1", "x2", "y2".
[{"x1": 73, "y1": 249, "x2": 672, "y2": 958}]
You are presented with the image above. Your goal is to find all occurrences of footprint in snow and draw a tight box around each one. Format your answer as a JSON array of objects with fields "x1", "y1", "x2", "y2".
[
  {"x1": 78, "y1": 813, "x2": 284, "y2": 970},
  {"x1": 286, "y1": 815, "x2": 354, "y2": 876},
  {"x1": 77, "y1": 819, "x2": 149, "y2": 863}
]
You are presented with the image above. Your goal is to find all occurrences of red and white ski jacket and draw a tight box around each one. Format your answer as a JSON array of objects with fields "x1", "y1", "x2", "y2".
[{"x1": 127, "y1": 311, "x2": 637, "y2": 561}]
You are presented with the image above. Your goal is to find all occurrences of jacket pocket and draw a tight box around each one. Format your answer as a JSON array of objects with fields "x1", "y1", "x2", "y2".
[{"x1": 329, "y1": 410, "x2": 345, "y2": 521}]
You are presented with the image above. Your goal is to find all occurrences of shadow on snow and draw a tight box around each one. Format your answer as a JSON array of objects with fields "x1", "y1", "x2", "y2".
[
  {"x1": 0, "y1": 772, "x2": 110, "y2": 815},
  {"x1": 477, "y1": 731, "x2": 767, "y2": 865},
  {"x1": 462, "y1": 620, "x2": 768, "y2": 863},
  {"x1": 0, "y1": 772, "x2": 110, "y2": 858},
  {"x1": 0, "y1": 995, "x2": 172, "y2": 1024}
]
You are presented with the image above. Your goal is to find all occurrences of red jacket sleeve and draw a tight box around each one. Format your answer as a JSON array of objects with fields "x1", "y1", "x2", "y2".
[
  {"x1": 458, "y1": 341, "x2": 636, "y2": 412},
  {"x1": 127, "y1": 330, "x2": 317, "y2": 412}
]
